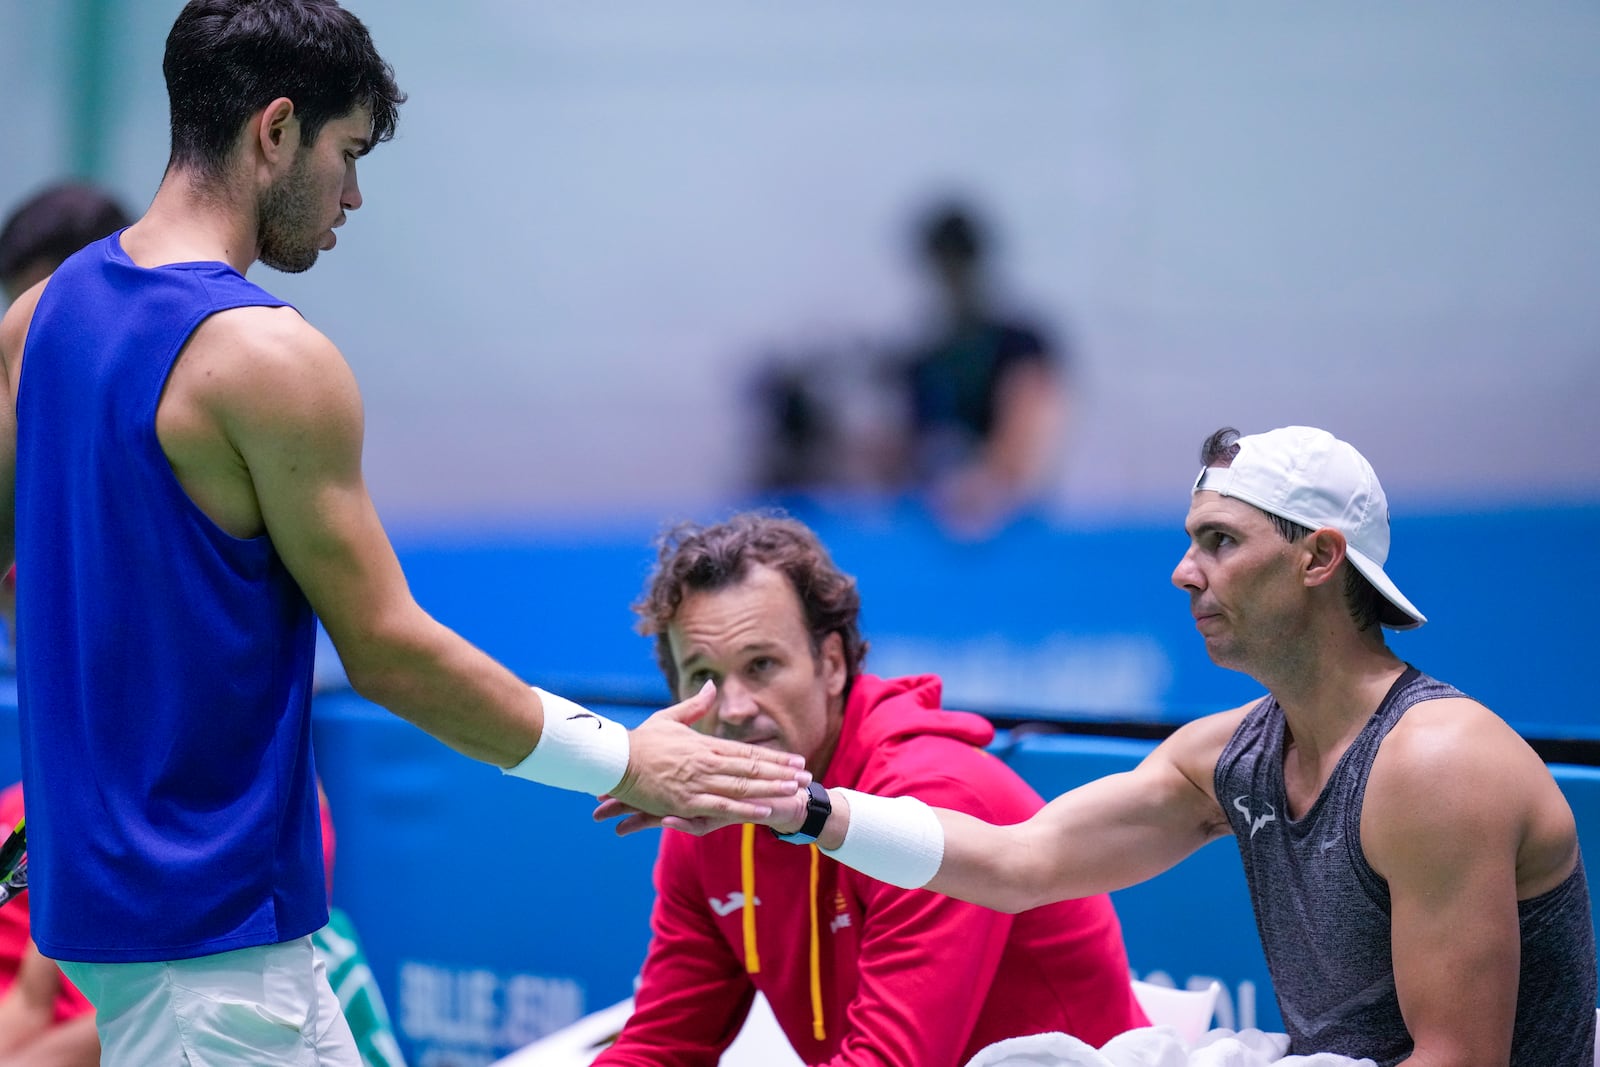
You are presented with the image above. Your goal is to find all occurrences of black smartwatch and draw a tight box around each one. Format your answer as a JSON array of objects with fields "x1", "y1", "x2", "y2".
[{"x1": 771, "y1": 781, "x2": 832, "y2": 845}]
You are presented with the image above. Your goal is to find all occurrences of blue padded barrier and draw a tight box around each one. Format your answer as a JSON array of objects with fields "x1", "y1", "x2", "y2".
[
  {"x1": 385, "y1": 503, "x2": 1600, "y2": 741},
  {"x1": 310, "y1": 691, "x2": 660, "y2": 1067},
  {"x1": 0, "y1": 679, "x2": 18, "y2": 787},
  {"x1": 1553, "y1": 763, "x2": 1600, "y2": 919},
  {"x1": 0, "y1": 688, "x2": 1594, "y2": 1062}
]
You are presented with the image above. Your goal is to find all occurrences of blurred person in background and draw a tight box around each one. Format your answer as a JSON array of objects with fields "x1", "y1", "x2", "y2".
[
  {"x1": 890, "y1": 200, "x2": 1069, "y2": 538},
  {"x1": 695, "y1": 427, "x2": 1596, "y2": 1066},
  {"x1": 746, "y1": 334, "x2": 905, "y2": 501},
  {"x1": 0, "y1": 182, "x2": 132, "y2": 305},
  {"x1": 592, "y1": 513, "x2": 1146, "y2": 1067},
  {"x1": 745, "y1": 200, "x2": 1068, "y2": 535},
  {"x1": 0, "y1": 1, "x2": 806, "y2": 1063}
]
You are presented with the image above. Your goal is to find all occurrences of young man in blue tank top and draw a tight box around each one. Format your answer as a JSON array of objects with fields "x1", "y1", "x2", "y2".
[
  {"x1": 0, "y1": 3, "x2": 809, "y2": 1064},
  {"x1": 620, "y1": 426, "x2": 1597, "y2": 1066}
]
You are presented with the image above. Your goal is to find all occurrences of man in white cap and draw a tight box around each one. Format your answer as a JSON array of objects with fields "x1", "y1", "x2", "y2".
[{"x1": 612, "y1": 426, "x2": 1596, "y2": 1066}]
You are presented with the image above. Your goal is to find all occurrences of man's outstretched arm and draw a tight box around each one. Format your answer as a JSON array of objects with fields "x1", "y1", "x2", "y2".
[
  {"x1": 602, "y1": 708, "x2": 1244, "y2": 905},
  {"x1": 822, "y1": 710, "x2": 1239, "y2": 910},
  {"x1": 207, "y1": 307, "x2": 806, "y2": 818}
]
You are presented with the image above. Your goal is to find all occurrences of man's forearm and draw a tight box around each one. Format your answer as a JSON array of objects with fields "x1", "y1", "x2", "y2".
[{"x1": 338, "y1": 613, "x2": 543, "y2": 767}]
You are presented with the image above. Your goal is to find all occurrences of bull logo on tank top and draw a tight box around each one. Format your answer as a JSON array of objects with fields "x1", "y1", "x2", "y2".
[{"x1": 1232, "y1": 795, "x2": 1277, "y2": 839}]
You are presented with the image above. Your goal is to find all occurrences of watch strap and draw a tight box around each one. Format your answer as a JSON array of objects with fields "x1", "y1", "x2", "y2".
[{"x1": 772, "y1": 780, "x2": 831, "y2": 845}]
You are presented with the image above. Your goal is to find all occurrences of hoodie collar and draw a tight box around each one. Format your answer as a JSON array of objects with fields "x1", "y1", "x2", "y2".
[{"x1": 824, "y1": 673, "x2": 995, "y2": 786}]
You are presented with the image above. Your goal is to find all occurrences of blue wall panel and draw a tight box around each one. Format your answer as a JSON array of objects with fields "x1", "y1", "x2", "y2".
[{"x1": 389, "y1": 503, "x2": 1600, "y2": 740}]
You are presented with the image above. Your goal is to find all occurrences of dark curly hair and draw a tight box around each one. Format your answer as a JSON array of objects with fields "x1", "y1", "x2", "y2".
[{"x1": 633, "y1": 512, "x2": 868, "y2": 696}]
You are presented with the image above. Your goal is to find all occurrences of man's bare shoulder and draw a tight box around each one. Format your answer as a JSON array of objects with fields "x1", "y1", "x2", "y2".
[
  {"x1": 1365, "y1": 696, "x2": 1550, "y2": 865},
  {"x1": 180, "y1": 305, "x2": 357, "y2": 408},
  {"x1": 1161, "y1": 702, "x2": 1257, "y2": 771},
  {"x1": 1376, "y1": 695, "x2": 1533, "y2": 784},
  {"x1": 160, "y1": 305, "x2": 365, "y2": 470},
  {"x1": 187, "y1": 303, "x2": 340, "y2": 372}
]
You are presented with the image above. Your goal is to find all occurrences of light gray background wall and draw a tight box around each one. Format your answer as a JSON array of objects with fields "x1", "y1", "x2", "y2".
[{"x1": 4, "y1": 2, "x2": 1597, "y2": 528}]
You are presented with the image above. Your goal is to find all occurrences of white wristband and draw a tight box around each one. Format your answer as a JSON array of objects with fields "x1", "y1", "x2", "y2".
[
  {"x1": 823, "y1": 788, "x2": 945, "y2": 889},
  {"x1": 501, "y1": 688, "x2": 631, "y2": 796}
]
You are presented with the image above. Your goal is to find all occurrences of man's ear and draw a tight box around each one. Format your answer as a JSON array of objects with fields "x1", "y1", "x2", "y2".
[
  {"x1": 1302, "y1": 528, "x2": 1349, "y2": 589},
  {"x1": 820, "y1": 631, "x2": 848, "y2": 701},
  {"x1": 254, "y1": 97, "x2": 299, "y2": 166}
]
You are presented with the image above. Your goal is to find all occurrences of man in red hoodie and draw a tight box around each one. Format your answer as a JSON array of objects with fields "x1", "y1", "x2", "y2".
[{"x1": 592, "y1": 513, "x2": 1146, "y2": 1067}]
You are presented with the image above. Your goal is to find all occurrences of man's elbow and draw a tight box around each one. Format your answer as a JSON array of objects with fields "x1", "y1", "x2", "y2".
[
  {"x1": 991, "y1": 878, "x2": 1067, "y2": 915},
  {"x1": 341, "y1": 659, "x2": 396, "y2": 706},
  {"x1": 328, "y1": 619, "x2": 429, "y2": 710},
  {"x1": 986, "y1": 893, "x2": 1038, "y2": 916}
]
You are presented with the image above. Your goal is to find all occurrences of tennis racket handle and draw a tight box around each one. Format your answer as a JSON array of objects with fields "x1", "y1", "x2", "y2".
[{"x1": 0, "y1": 819, "x2": 25, "y2": 879}]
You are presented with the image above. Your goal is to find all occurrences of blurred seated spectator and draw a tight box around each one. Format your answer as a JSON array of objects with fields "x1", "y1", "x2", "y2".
[
  {"x1": 747, "y1": 334, "x2": 903, "y2": 497},
  {"x1": 744, "y1": 200, "x2": 1069, "y2": 539},
  {"x1": 893, "y1": 200, "x2": 1070, "y2": 537}
]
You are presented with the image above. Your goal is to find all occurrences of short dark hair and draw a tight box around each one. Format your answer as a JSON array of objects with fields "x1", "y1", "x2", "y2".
[
  {"x1": 1198, "y1": 427, "x2": 1387, "y2": 632},
  {"x1": 633, "y1": 512, "x2": 869, "y2": 696},
  {"x1": 163, "y1": 0, "x2": 405, "y2": 181},
  {"x1": 0, "y1": 182, "x2": 131, "y2": 291}
]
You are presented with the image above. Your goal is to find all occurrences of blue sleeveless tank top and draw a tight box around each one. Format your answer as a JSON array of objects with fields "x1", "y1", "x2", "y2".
[
  {"x1": 1215, "y1": 666, "x2": 1596, "y2": 1065},
  {"x1": 14, "y1": 232, "x2": 326, "y2": 962}
]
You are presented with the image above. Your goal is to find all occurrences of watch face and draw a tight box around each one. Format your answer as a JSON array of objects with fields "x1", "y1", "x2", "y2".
[{"x1": 775, "y1": 782, "x2": 831, "y2": 844}]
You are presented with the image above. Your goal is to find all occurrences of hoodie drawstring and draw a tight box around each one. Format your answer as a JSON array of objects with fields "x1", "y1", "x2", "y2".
[
  {"x1": 738, "y1": 823, "x2": 826, "y2": 1042},
  {"x1": 806, "y1": 839, "x2": 824, "y2": 1040},
  {"x1": 740, "y1": 823, "x2": 760, "y2": 973}
]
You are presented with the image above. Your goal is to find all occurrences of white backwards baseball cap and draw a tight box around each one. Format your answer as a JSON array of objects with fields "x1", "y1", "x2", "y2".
[{"x1": 1192, "y1": 426, "x2": 1426, "y2": 630}]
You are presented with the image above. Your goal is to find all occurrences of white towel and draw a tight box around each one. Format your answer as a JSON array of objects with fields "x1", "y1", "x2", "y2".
[{"x1": 963, "y1": 1028, "x2": 1376, "y2": 1067}]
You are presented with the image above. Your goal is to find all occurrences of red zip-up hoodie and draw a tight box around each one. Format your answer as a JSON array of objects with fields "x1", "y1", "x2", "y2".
[{"x1": 595, "y1": 674, "x2": 1147, "y2": 1066}]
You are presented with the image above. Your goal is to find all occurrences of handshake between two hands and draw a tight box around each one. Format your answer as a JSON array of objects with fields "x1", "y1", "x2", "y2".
[{"x1": 589, "y1": 681, "x2": 814, "y2": 838}]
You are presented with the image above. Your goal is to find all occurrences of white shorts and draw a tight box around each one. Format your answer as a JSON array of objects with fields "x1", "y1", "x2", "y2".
[{"x1": 57, "y1": 935, "x2": 360, "y2": 1067}]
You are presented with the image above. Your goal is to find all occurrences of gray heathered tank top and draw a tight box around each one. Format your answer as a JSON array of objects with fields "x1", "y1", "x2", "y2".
[{"x1": 1214, "y1": 666, "x2": 1596, "y2": 1066}]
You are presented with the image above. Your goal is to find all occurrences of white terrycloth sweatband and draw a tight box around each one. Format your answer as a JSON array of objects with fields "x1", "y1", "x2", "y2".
[
  {"x1": 823, "y1": 788, "x2": 945, "y2": 889},
  {"x1": 502, "y1": 687, "x2": 631, "y2": 796}
]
